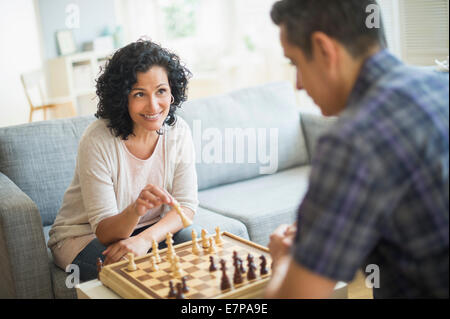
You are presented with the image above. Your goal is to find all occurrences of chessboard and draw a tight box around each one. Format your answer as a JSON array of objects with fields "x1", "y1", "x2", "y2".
[{"x1": 99, "y1": 231, "x2": 272, "y2": 299}]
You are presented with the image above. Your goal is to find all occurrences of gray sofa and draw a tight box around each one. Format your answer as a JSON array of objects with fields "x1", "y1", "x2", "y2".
[{"x1": 0, "y1": 81, "x2": 335, "y2": 298}]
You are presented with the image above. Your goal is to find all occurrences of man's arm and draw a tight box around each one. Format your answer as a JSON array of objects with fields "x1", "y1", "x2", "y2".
[{"x1": 265, "y1": 255, "x2": 337, "y2": 299}]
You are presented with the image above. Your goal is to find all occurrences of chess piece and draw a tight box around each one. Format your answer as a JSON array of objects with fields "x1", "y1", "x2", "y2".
[
  {"x1": 209, "y1": 256, "x2": 217, "y2": 272},
  {"x1": 208, "y1": 237, "x2": 216, "y2": 254},
  {"x1": 259, "y1": 255, "x2": 268, "y2": 275},
  {"x1": 168, "y1": 281, "x2": 176, "y2": 298},
  {"x1": 192, "y1": 230, "x2": 200, "y2": 255},
  {"x1": 172, "y1": 255, "x2": 184, "y2": 278},
  {"x1": 201, "y1": 229, "x2": 210, "y2": 249},
  {"x1": 126, "y1": 253, "x2": 137, "y2": 272},
  {"x1": 181, "y1": 276, "x2": 189, "y2": 293},
  {"x1": 96, "y1": 258, "x2": 103, "y2": 279},
  {"x1": 152, "y1": 239, "x2": 161, "y2": 263},
  {"x1": 233, "y1": 262, "x2": 243, "y2": 285},
  {"x1": 173, "y1": 200, "x2": 193, "y2": 228},
  {"x1": 220, "y1": 259, "x2": 231, "y2": 290},
  {"x1": 166, "y1": 232, "x2": 174, "y2": 260},
  {"x1": 175, "y1": 282, "x2": 185, "y2": 299},
  {"x1": 247, "y1": 258, "x2": 257, "y2": 281},
  {"x1": 150, "y1": 256, "x2": 159, "y2": 271},
  {"x1": 215, "y1": 226, "x2": 223, "y2": 245},
  {"x1": 237, "y1": 257, "x2": 246, "y2": 273}
]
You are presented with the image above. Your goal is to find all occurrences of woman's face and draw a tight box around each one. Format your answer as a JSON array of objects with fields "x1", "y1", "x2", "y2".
[{"x1": 128, "y1": 66, "x2": 172, "y2": 135}]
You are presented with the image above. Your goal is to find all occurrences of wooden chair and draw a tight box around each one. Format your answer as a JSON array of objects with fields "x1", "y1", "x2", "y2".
[{"x1": 20, "y1": 69, "x2": 77, "y2": 122}]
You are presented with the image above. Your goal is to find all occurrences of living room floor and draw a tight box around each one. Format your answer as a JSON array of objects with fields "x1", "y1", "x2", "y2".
[{"x1": 347, "y1": 270, "x2": 373, "y2": 299}]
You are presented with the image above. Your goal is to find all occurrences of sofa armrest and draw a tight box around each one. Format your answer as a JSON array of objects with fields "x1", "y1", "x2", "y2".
[
  {"x1": 300, "y1": 113, "x2": 338, "y2": 162},
  {"x1": 0, "y1": 172, "x2": 53, "y2": 298}
]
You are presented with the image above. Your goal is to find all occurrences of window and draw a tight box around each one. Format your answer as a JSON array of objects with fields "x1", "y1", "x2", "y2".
[{"x1": 379, "y1": 0, "x2": 449, "y2": 66}]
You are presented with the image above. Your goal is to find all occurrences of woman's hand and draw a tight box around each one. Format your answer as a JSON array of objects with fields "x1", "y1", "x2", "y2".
[
  {"x1": 132, "y1": 184, "x2": 175, "y2": 217},
  {"x1": 102, "y1": 235, "x2": 152, "y2": 266}
]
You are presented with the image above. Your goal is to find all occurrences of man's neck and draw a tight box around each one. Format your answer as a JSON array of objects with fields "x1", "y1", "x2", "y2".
[{"x1": 340, "y1": 45, "x2": 383, "y2": 110}]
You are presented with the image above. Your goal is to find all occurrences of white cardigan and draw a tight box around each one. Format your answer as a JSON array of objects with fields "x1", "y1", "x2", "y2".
[{"x1": 48, "y1": 117, "x2": 199, "y2": 249}]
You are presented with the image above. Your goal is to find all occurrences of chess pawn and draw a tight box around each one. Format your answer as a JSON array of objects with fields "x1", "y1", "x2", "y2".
[
  {"x1": 175, "y1": 282, "x2": 185, "y2": 299},
  {"x1": 192, "y1": 230, "x2": 200, "y2": 255},
  {"x1": 259, "y1": 255, "x2": 268, "y2": 275},
  {"x1": 150, "y1": 256, "x2": 159, "y2": 271},
  {"x1": 172, "y1": 255, "x2": 184, "y2": 278},
  {"x1": 201, "y1": 229, "x2": 210, "y2": 249},
  {"x1": 208, "y1": 237, "x2": 216, "y2": 254},
  {"x1": 209, "y1": 256, "x2": 217, "y2": 272},
  {"x1": 215, "y1": 226, "x2": 223, "y2": 245},
  {"x1": 127, "y1": 253, "x2": 137, "y2": 272},
  {"x1": 168, "y1": 281, "x2": 176, "y2": 298},
  {"x1": 152, "y1": 239, "x2": 161, "y2": 263}
]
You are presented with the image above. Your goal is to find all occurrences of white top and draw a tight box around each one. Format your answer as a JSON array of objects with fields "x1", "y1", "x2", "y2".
[{"x1": 48, "y1": 117, "x2": 199, "y2": 269}]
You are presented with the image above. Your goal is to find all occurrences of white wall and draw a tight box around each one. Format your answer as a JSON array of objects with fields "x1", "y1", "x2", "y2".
[{"x1": 0, "y1": 0, "x2": 43, "y2": 127}]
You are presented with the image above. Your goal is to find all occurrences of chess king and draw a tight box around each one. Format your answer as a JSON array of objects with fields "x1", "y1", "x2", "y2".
[{"x1": 47, "y1": 39, "x2": 203, "y2": 282}]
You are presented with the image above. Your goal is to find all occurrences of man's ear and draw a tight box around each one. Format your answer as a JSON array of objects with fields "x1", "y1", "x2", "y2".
[{"x1": 311, "y1": 31, "x2": 339, "y2": 70}]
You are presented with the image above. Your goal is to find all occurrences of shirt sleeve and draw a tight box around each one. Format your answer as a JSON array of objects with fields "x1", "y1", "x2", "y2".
[
  {"x1": 170, "y1": 121, "x2": 199, "y2": 214},
  {"x1": 77, "y1": 136, "x2": 119, "y2": 234},
  {"x1": 292, "y1": 134, "x2": 382, "y2": 282}
]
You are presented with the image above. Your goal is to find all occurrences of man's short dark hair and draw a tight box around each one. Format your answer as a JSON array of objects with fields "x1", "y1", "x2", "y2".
[{"x1": 271, "y1": 0, "x2": 387, "y2": 58}]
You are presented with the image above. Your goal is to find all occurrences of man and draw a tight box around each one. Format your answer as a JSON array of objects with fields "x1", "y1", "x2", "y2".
[{"x1": 265, "y1": 0, "x2": 449, "y2": 299}]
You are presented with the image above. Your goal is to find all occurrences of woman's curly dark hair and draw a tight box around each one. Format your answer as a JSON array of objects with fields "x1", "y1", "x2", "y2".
[{"x1": 95, "y1": 39, "x2": 192, "y2": 140}]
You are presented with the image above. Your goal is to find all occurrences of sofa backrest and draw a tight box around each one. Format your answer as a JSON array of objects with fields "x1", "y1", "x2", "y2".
[
  {"x1": 179, "y1": 81, "x2": 309, "y2": 191},
  {"x1": 0, "y1": 115, "x2": 96, "y2": 226}
]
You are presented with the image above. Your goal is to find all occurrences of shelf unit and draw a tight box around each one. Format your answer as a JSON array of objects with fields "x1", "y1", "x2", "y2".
[{"x1": 45, "y1": 50, "x2": 114, "y2": 115}]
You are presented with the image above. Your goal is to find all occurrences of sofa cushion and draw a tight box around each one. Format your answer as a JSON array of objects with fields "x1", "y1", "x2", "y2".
[
  {"x1": 198, "y1": 166, "x2": 311, "y2": 246},
  {"x1": 193, "y1": 207, "x2": 249, "y2": 240},
  {"x1": 0, "y1": 115, "x2": 96, "y2": 226},
  {"x1": 179, "y1": 81, "x2": 309, "y2": 190}
]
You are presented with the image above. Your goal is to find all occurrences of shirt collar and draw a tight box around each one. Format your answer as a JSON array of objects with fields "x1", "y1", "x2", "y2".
[{"x1": 346, "y1": 49, "x2": 403, "y2": 110}]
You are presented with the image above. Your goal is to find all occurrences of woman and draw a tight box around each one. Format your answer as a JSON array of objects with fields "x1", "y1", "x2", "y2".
[{"x1": 48, "y1": 40, "x2": 201, "y2": 282}]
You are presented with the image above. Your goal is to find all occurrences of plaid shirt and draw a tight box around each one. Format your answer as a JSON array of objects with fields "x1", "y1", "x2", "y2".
[{"x1": 293, "y1": 50, "x2": 449, "y2": 298}]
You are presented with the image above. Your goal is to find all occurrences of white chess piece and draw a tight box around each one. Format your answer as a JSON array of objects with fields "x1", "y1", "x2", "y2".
[
  {"x1": 192, "y1": 230, "x2": 200, "y2": 255},
  {"x1": 127, "y1": 253, "x2": 137, "y2": 271},
  {"x1": 172, "y1": 255, "x2": 184, "y2": 278},
  {"x1": 150, "y1": 256, "x2": 159, "y2": 271},
  {"x1": 215, "y1": 226, "x2": 223, "y2": 245},
  {"x1": 208, "y1": 237, "x2": 216, "y2": 254},
  {"x1": 152, "y1": 239, "x2": 161, "y2": 263},
  {"x1": 201, "y1": 229, "x2": 210, "y2": 249}
]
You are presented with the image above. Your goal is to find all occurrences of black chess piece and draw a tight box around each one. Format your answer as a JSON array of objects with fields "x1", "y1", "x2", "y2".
[
  {"x1": 168, "y1": 280, "x2": 176, "y2": 298},
  {"x1": 220, "y1": 259, "x2": 231, "y2": 290},
  {"x1": 209, "y1": 256, "x2": 217, "y2": 272},
  {"x1": 260, "y1": 255, "x2": 268, "y2": 275},
  {"x1": 233, "y1": 262, "x2": 243, "y2": 284},
  {"x1": 181, "y1": 276, "x2": 189, "y2": 293},
  {"x1": 176, "y1": 282, "x2": 185, "y2": 299},
  {"x1": 237, "y1": 257, "x2": 246, "y2": 273},
  {"x1": 247, "y1": 258, "x2": 257, "y2": 281}
]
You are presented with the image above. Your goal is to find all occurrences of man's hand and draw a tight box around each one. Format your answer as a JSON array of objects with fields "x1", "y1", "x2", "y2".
[
  {"x1": 268, "y1": 223, "x2": 297, "y2": 267},
  {"x1": 102, "y1": 235, "x2": 152, "y2": 265}
]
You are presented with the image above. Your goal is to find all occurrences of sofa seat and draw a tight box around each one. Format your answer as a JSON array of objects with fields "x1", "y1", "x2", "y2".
[{"x1": 199, "y1": 166, "x2": 311, "y2": 246}]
